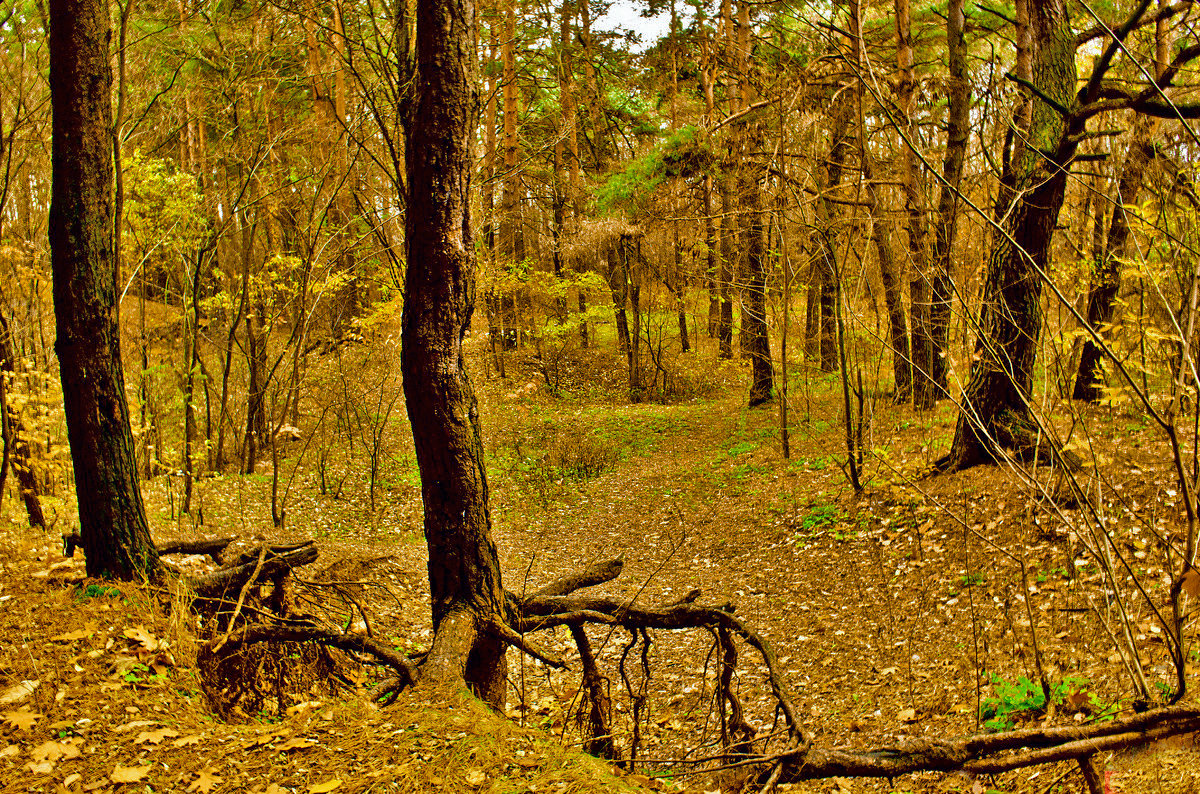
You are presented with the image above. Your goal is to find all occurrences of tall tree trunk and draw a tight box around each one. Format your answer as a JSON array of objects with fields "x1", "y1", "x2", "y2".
[
  {"x1": 737, "y1": 0, "x2": 774, "y2": 405},
  {"x1": 49, "y1": 0, "x2": 161, "y2": 581},
  {"x1": 942, "y1": 0, "x2": 1077, "y2": 470},
  {"x1": 895, "y1": 0, "x2": 932, "y2": 405},
  {"x1": 852, "y1": 0, "x2": 908, "y2": 399},
  {"x1": 401, "y1": 0, "x2": 507, "y2": 706},
  {"x1": 609, "y1": 239, "x2": 631, "y2": 352},
  {"x1": 920, "y1": 0, "x2": 969, "y2": 408},
  {"x1": 718, "y1": 178, "x2": 736, "y2": 359},
  {"x1": 863, "y1": 160, "x2": 911, "y2": 398},
  {"x1": 815, "y1": 90, "x2": 853, "y2": 373}
]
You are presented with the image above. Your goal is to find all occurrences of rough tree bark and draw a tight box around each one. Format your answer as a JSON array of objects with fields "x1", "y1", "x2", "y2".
[
  {"x1": 941, "y1": 0, "x2": 1077, "y2": 469},
  {"x1": 400, "y1": 0, "x2": 508, "y2": 706},
  {"x1": 49, "y1": 0, "x2": 162, "y2": 581}
]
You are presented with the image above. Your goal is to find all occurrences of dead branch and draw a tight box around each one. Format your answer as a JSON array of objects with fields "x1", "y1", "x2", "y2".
[
  {"x1": 214, "y1": 623, "x2": 418, "y2": 689},
  {"x1": 189, "y1": 542, "x2": 318, "y2": 600},
  {"x1": 768, "y1": 705, "x2": 1200, "y2": 781},
  {"x1": 530, "y1": 557, "x2": 624, "y2": 598},
  {"x1": 158, "y1": 536, "x2": 236, "y2": 562}
]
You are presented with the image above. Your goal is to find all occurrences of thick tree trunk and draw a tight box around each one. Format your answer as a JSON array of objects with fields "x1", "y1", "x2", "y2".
[
  {"x1": 1073, "y1": 115, "x2": 1158, "y2": 402},
  {"x1": 942, "y1": 0, "x2": 1076, "y2": 470},
  {"x1": 49, "y1": 0, "x2": 162, "y2": 581},
  {"x1": 401, "y1": 0, "x2": 507, "y2": 706},
  {"x1": 864, "y1": 169, "x2": 911, "y2": 399}
]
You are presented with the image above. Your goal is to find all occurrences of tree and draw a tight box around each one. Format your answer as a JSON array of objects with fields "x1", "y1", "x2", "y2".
[
  {"x1": 400, "y1": 0, "x2": 508, "y2": 704},
  {"x1": 941, "y1": 0, "x2": 1196, "y2": 469},
  {"x1": 49, "y1": 0, "x2": 162, "y2": 582}
]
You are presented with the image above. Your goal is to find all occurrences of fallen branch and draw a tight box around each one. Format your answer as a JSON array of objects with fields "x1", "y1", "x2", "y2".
[
  {"x1": 158, "y1": 536, "x2": 236, "y2": 563},
  {"x1": 189, "y1": 542, "x2": 318, "y2": 600},
  {"x1": 769, "y1": 705, "x2": 1200, "y2": 781}
]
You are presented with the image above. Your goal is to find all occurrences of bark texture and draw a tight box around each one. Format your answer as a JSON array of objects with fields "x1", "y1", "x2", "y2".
[
  {"x1": 943, "y1": 0, "x2": 1076, "y2": 469},
  {"x1": 401, "y1": 0, "x2": 508, "y2": 707},
  {"x1": 49, "y1": 0, "x2": 162, "y2": 581}
]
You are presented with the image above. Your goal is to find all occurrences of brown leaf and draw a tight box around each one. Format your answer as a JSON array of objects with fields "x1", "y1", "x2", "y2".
[
  {"x1": 51, "y1": 628, "x2": 93, "y2": 643},
  {"x1": 110, "y1": 765, "x2": 150, "y2": 783},
  {"x1": 187, "y1": 768, "x2": 223, "y2": 793},
  {"x1": 31, "y1": 740, "x2": 81, "y2": 763},
  {"x1": 0, "y1": 680, "x2": 39, "y2": 705},
  {"x1": 2, "y1": 710, "x2": 40, "y2": 731},
  {"x1": 134, "y1": 728, "x2": 179, "y2": 745},
  {"x1": 1182, "y1": 568, "x2": 1200, "y2": 600},
  {"x1": 172, "y1": 734, "x2": 203, "y2": 748},
  {"x1": 122, "y1": 626, "x2": 159, "y2": 652},
  {"x1": 276, "y1": 736, "x2": 314, "y2": 752},
  {"x1": 308, "y1": 779, "x2": 342, "y2": 793}
]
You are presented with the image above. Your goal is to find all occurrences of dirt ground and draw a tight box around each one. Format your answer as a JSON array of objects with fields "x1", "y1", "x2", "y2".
[{"x1": 2, "y1": 342, "x2": 1199, "y2": 793}]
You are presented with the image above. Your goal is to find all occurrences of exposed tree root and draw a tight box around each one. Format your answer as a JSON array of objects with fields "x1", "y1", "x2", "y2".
[{"x1": 179, "y1": 547, "x2": 1200, "y2": 786}]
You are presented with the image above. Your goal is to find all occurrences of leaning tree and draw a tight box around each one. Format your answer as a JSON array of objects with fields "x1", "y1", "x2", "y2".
[{"x1": 49, "y1": 0, "x2": 162, "y2": 582}]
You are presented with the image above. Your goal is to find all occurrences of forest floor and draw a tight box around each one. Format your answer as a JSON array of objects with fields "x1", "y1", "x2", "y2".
[{"x1": 2, "y1": 333, "x2": 1200, "y2": 793}]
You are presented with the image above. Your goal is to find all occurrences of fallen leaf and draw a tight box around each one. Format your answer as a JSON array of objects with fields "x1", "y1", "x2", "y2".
[
  {"x1": 134, "y1": 728, "x2": 179, "y2": 745},
  {"x1": 51, "y1": 629, "x2": 93, "y2": 643},
  {"x1": 1182, "y1": 568, "x2": 1200, "y2": 600},
  {"x1": 187, "y1": 768, "x2": 223, "y2": 793},
  {"x1": 110, "y1": 765, "x2": 150, "y2": 783},
  {"x1": 0, "y1": 745, "x2": 18, "y2": 760},
  {"x1": 172, "y1": 734, "x2": 203, "y2": 748},
  {"x1": 122, "y1": 626, "x2": 159, "y2": 652},
  {"x1": 27, "y1": 760, "x2": 53, "y2": 774},
  {"x1": 3, "y1": 710, "x2": 41, "y2": 731},
  {"x1": 64, "y1": 773, "x2": 82, "y2": 788},
  {"x1": 277, "y1": 736, "x2": 314, "y2": 752},
  {"x1": 114, "y1": 720, "x2": 159, "y2": 733},
  {"x1": 0, "y1": 680, "x2": 39, "y2": 705},
  {"x1": 31, "y1": 740, "x2": 81, "y2": 763},
  {"x1": 897, "y1": 708, "x2": 918, "y2": 723},
  {"x1": 308, "y1": 779, "x2": 342, "y2": 793},
  {"x1": 465, "y1": 768, "x2": 486, "y2": 787}
]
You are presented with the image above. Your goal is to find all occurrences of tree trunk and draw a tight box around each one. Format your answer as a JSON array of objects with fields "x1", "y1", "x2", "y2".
[
  {"x1": 608, "y1": 240, "x2": 631, "y2": 352},
  {"x1": 402, "y1": 0, "x2": 508, "y2": 706},
  {"x1": 49, "y1": 0, "x2": 162, "y2": 581},
  {"x1": 718, "y1": 175, "x2": 736, "y2": 359},
  {"x1": 942, "y1": 0, "x2": 1076, "y2": 470},
  {"x1": 1073, "y1": 115, "x2": 1158, "y2": 401},
  {"x1": 0, "y1": 311, "x2": 45, "y2": 529},
  {"x1": 815, "y1": 90, "x2": 853, "y2": 373},
  {"x1": 919, "y1": 0, "x2": 969, "y2": 408}
]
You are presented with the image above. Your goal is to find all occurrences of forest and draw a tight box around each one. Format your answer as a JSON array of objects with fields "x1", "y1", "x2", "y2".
[{"x1": 1, "y1": 0, "x2": 1200, "y2": 791}]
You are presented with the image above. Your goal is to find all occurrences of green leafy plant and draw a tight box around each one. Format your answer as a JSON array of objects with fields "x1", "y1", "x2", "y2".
[
  {"x1": 980, "y1": 674, "x2": 1098, "y2": 731},
  {"x1": 959, "y1": 572, "x2": 985, "y2": 588}
]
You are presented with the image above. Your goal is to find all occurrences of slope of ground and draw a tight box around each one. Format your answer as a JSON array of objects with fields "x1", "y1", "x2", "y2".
[{"x1": 2, "y1": 338, "x2": 1199, "y2": 793}]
